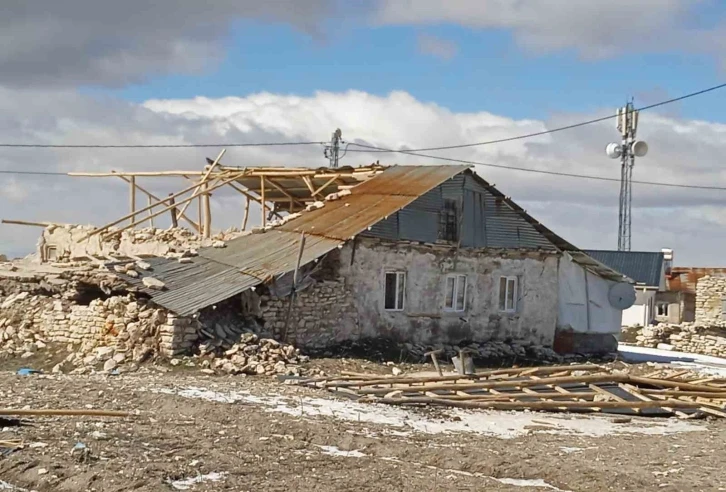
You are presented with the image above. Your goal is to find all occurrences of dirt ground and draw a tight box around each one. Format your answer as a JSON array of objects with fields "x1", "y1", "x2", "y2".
[{"x1": 1, "y1": 360, "x2": 726, "y2": 492}]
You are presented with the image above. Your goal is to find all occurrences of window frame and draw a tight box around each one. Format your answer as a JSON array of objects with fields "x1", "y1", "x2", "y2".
[
  {"x1": 656, "y1": 302, "x2": 669, "y2": 317},
  {"x1": 444, "y1": 274, "x2": 467, "y2": 312},
  {"x1": 439, "y1": 198, "x2": 459, "y2": 242},
  {"x1": 384, "y1": 271, "x2": 406, "y2": 312},
  {"x1": 499, "y1": 276, "x2": 518, "y2": 313}
]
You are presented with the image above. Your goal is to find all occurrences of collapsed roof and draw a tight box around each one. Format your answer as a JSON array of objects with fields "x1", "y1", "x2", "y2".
[{"x1": 111, "y1": 165, "x2": 628, "y2": 316}]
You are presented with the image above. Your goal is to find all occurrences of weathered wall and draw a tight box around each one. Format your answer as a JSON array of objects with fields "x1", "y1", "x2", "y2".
[
  {"x1": 259, "y1": 239, "x2": 560, "y2": 349},
  {"x1": 0, "y1": 290, "x2": 198, "y2": 363},
  {"x1": 343, "y1": 238, "x2": 559, "y2": 346},
  {"x1": 695, "y1": 276, "x2": 726, "y2": 325},
  {"x1": 654, "y1": 291, "x2": 684, "y2": 325},
  {"x1": 557, "y1": 253, "x2": 625, "y2": 334}
]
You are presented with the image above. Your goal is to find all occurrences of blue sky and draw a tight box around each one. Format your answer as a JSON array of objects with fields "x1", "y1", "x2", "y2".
[{"x1": 102, "y1": 18, "x2": 726, "y2": 123}]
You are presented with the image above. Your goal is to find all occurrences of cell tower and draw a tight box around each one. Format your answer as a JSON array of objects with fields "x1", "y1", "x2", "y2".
[
  {"x1": 324, "y1": 128, "x2": 343, "y2": 168},
  {"x1": 606, "y1": 101, "x2": 649, "y2": 251}
]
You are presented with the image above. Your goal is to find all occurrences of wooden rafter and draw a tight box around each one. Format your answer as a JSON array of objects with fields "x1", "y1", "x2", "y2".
[{"x1": 115, "y1": 175, "x2": 200, "y2": 232}]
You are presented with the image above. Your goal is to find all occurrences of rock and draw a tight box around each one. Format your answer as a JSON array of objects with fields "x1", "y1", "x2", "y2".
[
  {"x1": 178, "y1": 257, "x2": 193, "y2": 264},
  {"x1": 391, "y1": 367, "x2": 402, "y2": 376},
  {"x1": 103, "y1": 358, "x2": 118, "y2": 372},
  {"x1": 126, "y1": 270, "x2": 139, "y2": 278},
  {"x1": 135, "y1": 260, "x2": 152, "y2": 271},
  {"x1": 212, "y1": 240, "x2": 226, "y2": 248},
  {"x1": 170, "y1": 358, "x2": 182, "y2": 367},
  {"x1": 142, "y1": 277, "x2": 165, "y2": 290}
]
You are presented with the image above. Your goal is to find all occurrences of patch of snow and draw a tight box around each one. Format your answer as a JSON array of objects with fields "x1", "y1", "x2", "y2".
[
  {"x1": 167, "y1": 472, "x2": 227, "y2": 490},
  {"x1": 0, "y1": 481, "x2": 27, "y2": 491},
  {"x1": 152, "y1": 386, "x2": 706, "y2": 440},
  {"x1": 317, "y1": 445, "x2": 367, "y2": 458},
  {"x1": 496, "y1": 478, "x2": 570, "y2": 491}
]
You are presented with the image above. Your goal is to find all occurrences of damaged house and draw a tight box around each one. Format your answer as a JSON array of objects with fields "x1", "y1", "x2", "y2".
[{"x1": 112, "y1": 165, "x2": 634, "y2": 355}]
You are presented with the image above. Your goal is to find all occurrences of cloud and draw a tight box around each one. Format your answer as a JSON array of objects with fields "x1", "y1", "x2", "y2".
[
  {"x1": 376, "y1": 0, "x2": 725, "y2": 60},
  {"x1": 1, "y1": 88, "x2": 726, "y2": 266},
  {"x1": 0, "y1": 0, "x2": 334, "y2": 88},
  {"x1": 417, "y1": 33, "x2": 458, "y2": 60}
]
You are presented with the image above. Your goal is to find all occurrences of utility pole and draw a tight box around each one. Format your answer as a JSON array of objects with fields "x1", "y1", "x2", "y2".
[
  {"x1": 324, "y1": 128, "x2": 343, "y2": 168},
  {"x1": 606, "y1": 100, "x2": 649, "y2": 252}
]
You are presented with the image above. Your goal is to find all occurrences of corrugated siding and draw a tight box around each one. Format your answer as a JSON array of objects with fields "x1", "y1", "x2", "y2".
[
  {"x1": 463, "y1": 174, "x2": 554, "y2": 249},
  {"x1": 364, "y1": 214, "x2": 398, "y2": 240}
]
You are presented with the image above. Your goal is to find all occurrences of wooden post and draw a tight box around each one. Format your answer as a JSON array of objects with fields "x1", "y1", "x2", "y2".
[
  {"x1": 129, "y1": 176, "x2": 136, "y2": 227},
  {"x1": 168, "y1": 193, "x2": 178, "y2": 228},
  {"x1": 198, "y1": 195, "x2": 203, "y2": 236},
  {"x1": 147, "y1": 196, "x2": 155, "y2": 227},
  {"x1": 242, "y1": 197, "x2": 250, "y2": 230},
  {"x1": 260, "y1": 176, "x2": 266, "y2": 228},
  {"x1": 203, "y1": 181, "x2": 211, "y2": 238}
]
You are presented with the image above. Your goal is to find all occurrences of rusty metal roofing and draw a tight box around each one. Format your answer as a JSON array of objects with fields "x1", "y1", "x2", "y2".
[
  {"x1": 667, "y1": 267, "x2": 726, "y2": 293},
  {"x1": 277, "y1": 165, "x2": 471, "y2": 240},
  {"x1": 111, "y1": 164, "x2": 628, "y2": 315}
]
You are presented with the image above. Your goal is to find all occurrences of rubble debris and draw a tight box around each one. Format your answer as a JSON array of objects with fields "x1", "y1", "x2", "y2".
[
  {"x1": 625, "y1": 323, "x2": 726, "y2": 358},
  {"x1": 296, "y1": 365, "x2": 726, "y2": 419},
  {"x1": 0, "y1": 408, "x2": 129, "y2": 417},
  {"x1": 141, "y1": 276, "x2": 165, "y2": 290}
]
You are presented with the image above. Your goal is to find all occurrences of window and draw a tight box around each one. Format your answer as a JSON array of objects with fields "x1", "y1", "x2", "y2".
[
  {"x1": 45, "y1": 246, "x2": 57, "y2": 262},
  {"x1": 384, "y1": 272, "x2": 406, "y2": 311},
  {"x1": 656, "y1": 302, "x2": 669, "y2": 317},
  {"x1": 439, "y1": 199, "x2": 459, "y2": 242},
  {"x1": 499, "y1": 276, "x2": 518, "y2": 313},
  {"x1": 445, "y1": 275, "x2": 467, "y2": 311}
]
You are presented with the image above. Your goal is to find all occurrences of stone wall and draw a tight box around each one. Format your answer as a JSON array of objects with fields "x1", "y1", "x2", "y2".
[
  {"x1": 260, "y1": 279, "x2": 357, "y2": 349},
  {"x1": 630, "y1": 323, "x2": 726, "y2": 358},
  {"x1": 695, "y1": 276, "x2": 726, "y2": 326}
]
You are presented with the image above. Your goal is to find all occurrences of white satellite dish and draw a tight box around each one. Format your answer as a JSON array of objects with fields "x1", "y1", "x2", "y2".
[
  {"x1": 608, "y1": 282, "x2": 636, "y2": 310},
  {"x1": 631, "y1": 140, "x2": 648, "y2": 157},
  {"x1": 605, "y1": 143, "x2": 622, "y2": 159}
]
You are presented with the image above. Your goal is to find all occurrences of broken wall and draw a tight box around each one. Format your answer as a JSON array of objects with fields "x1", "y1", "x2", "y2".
[{"x1": 695, "y1": 275, "x2": 726, "y2": 326}]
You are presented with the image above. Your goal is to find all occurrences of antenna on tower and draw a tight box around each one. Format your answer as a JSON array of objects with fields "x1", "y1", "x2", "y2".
[
  {"x1": 605, "y1": 99, "x2": 649, "y2": 252},
  {"x1": 324, "y1": 129, "x2": 343, "y2": 168}
]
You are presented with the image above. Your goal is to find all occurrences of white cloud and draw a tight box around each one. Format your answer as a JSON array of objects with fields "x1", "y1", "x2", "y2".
[
  {"x1": 417, "y1": 33, "x2": 458, "y2": 60},
  {"x1": 376, "y1": 0, "x2": 724, "y2": 60},
  {"x1": 1, "y1": 89, "x2": 725, "y2": 266}
]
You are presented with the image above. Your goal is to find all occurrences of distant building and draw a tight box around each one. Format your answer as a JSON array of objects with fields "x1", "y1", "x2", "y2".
[
  {"x1": 661, "y1": 267, "x2": 726, "y2": 324},
  {"x1": 583, "y1": 249, "x2": 667, "y2": 327}
]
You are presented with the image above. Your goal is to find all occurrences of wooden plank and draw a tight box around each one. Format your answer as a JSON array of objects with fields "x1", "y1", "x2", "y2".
[
  {"x1": 115, "y1": 175, "x2": 199, "y2": 232},
  {"x1": 242, "y1": 197, "x2": 250, "y2": 230},
  {"x1": 78, "y1": 171, "x2": 231, "y2": 241},
  {"x1": 355, "y1": 374, "x2": 626, "y2": 396},
  {"x1": 129, "y1": 176, "x2": 136, "y2": 227},
  {"x1": 100, "y1": 173, "x2": 240, "y2": 238},
  {"x1": 1, "y1": 219, "x2": 68, "y2": 227},
  {"x1": 260, "y1": 176, "x2": 266, "y2": 228},
  {"x1": 311, "y1": 175, "x2": 339, "y2": 197}
]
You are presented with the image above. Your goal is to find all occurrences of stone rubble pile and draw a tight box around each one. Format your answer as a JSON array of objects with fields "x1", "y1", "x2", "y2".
[
  {"x1": 631, "y1": 323, "x2": 726, "y2": 358},
  {"x1": 0, "y1": 277, "x2": 309, "y2": 376}
]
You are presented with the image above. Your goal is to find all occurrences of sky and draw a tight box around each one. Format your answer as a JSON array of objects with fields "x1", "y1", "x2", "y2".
[{"x1": 1, "y1": 0, "x2": 726, "y2": 265}]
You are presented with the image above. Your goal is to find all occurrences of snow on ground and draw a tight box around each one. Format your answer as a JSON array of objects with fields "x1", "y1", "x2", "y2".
[
  {"x1": 619, "y1": 344, "x2": 726, "y2": 377},
  {"x1": 152, "y1": 386, "x2": 706, "y2": 440}
]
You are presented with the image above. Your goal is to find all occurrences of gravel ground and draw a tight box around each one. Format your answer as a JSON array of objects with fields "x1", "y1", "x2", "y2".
[{"x1": 1, "y1": 363, "x2": 726, "y2": 492}]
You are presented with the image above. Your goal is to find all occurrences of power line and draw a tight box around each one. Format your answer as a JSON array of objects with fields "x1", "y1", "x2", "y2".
[
  {"x1": 0, "y1": 141, "x2": 326, "y2": 149},
  {"x1": 352, "y1": 146, "x2": 726, "y2": 191},
  {"x1": 2, "y1": 155, "x2": 725, "y2": 191},
  {"x1": 347, "y1": 82, "x2": 726, "y2": 153}
]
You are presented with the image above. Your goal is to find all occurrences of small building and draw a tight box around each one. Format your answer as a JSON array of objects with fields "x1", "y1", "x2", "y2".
[
  {"x1": 663, "y1": 267, "x2": 726, "y2": 324},
  {"x1": 117, "y1": 165, "x2": 633, "y2": 354},
  {"x1": 583, "y1": 249, "x2": 666, "y2": 327}
]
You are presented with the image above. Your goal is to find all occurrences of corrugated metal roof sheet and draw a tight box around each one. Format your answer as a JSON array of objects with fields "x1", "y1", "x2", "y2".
[
  {"x1": 583, "y1": 250, "x2": 664, "y2": 287},
  {"x1": 111, "y1": 164, "x2": 629, "y2": 315},
  {"x1": 276, "y1": 165, "x2": 470, "y2": 240},
  {"x1": 667, "y1": 267, "x2": 726, "y2": 293}
]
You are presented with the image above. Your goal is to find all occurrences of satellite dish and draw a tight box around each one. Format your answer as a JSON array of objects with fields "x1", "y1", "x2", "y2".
[
  {"x1": 631, "y1": 140, "x2": 648, "y2": 157},
  {"x1": 608, "y1": 282, "x2": 636, "y2": 310},
  {"x1": 605, "y1": 143, "x2": 622, "y2": 159}
]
